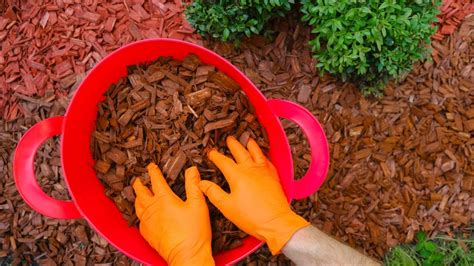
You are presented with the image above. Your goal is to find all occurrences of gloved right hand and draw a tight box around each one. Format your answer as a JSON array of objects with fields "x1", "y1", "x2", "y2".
[
  {"x1": 199, "y1": 136, "x2": 309, "y2": 255},
  {"x1": 133, "y1": 164, "x2": 214, "y2": 266}
]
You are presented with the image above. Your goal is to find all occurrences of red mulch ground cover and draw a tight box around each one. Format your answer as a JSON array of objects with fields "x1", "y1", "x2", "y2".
[
  {"x1": 0, "y1": 0, "x2": 201, "y2": 121},
  {"x1": 433, "y1": 0, "x2": 474, "y2": 39},
  {"x1": 0, "y1": 1, "x2": 472, "y2": 265}
]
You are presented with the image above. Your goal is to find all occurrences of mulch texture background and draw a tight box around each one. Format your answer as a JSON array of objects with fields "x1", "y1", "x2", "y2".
[{"x1": 1, "y1": 0, "x2": 472, "y2": 265}]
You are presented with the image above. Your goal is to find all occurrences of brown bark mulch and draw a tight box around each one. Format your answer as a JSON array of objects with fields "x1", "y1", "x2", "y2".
[
  {"x1": 90, "y1": 54, "x2": 270, "y2": 253},
  {"x1": 1, "y1": 1, "x2": 473, "y2": 265},
  {"x1": 230, "y1": 15, "x2": 474, "y2": 264}
]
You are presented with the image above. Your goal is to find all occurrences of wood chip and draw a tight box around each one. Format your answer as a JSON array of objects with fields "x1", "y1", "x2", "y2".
[
  {"x1": 182, "y1": 54, "x2": 201, "y2": 71},
  {"x1": 94, "y1": 160, "x2": 111, "y2": 174},
  {"x1": 204, "y1": 118, "x2": 235, "y2": 133},
  {"x1": 163, "y1": 150, "x2": 187, "y2": 181},
  {"x1": 209, "y1": 72, "x2": 240, "y2": 93},
  {"x1": 186, "y1": 88, "x2": 212, "y2": 107},
  {"x1": 297, "y1": 84, "x2": 312, "y2": 103},
  {"x1": 106, "y1": 148, "x2": 128, "y2": 165}
]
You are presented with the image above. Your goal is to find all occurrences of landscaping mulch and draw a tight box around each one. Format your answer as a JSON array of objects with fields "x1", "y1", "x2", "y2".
[
  {"x1": 1, "y1": 1, "x2": 199, "y2": 265},
  {"x1": 90, "y1": 54, "x2": 269, "y2": 253},
  {"x1": 230, "y1": 14, "x2": 474, "y2": 263},
  {"x1": 433, "y1": 0, "x2": 474, "y2": 39},
  {"x1": 1, "y1": 0, "x2": 473, "y2": 265},
  {"x1": 0, "y1": 0, "x2": 200, "y2": 122},
  {"x1": 0, "y1": 98, "x2": 135, "y2": 265}
]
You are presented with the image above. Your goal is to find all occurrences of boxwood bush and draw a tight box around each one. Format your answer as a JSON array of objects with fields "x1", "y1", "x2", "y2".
[
  {"x1": 301, "y1": 0, "x2": 440, "y2": 96},
  {"x1": 186, "y1": 0, "x2": 440, "y2": 96},
  {"x1": 186, "y1": 0, "x2": 294, "y2": 42}
]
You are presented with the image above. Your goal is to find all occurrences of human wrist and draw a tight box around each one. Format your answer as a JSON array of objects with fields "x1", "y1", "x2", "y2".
[
  {"x1": 282, "y1": 225, "x2": 381, "y2": 266},
  {"x1": 257, "y1": 211, "x2": 309, "y2": 255}
]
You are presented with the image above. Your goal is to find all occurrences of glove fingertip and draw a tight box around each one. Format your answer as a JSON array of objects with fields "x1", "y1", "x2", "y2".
[
  {"x1": 146, "y1": 162, "x2": 158, "y2": 168},
  {"x1": 226, "y1": 135, "x2": 237, "y2": 145},
  {"x1": 207, "y1": 149, "x2": 219, "y2": 160},
  {"x1": 184, "y1": 167, "x2": 204, "y2": 202},
  {"x1": 132, "y1": 177, "x2": 152, "y2": 198},
  {"x1": 132, "y1": 177, "x2": 143, "y2": 190},
  {"x1": 185, "y1": 166, "x2": 200, "y2": 180},
  {"x1": 247, "y1": 138, "x2": 267, "y2": 163}
]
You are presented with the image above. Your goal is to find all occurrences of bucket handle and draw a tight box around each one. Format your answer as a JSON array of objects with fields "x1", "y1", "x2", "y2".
[
  {"x1": 13, "y1": 116, "x2": 81, "y2": 219},
  {"x1": 268, "y1": 99, "x2": 329, "y2": 199}
]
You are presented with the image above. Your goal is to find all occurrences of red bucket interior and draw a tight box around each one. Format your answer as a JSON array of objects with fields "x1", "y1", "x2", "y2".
[{"x1": 60, "y1": 39, "x2": 294, "y2": 265}]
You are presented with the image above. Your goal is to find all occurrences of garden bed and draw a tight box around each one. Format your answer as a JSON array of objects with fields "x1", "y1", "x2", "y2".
[
  {"x1": 225, "y1": 14, "x2": 474, "y2": 264},
  {"x1": 0, "y1": 1, "x2": 472, "y2": 265}
]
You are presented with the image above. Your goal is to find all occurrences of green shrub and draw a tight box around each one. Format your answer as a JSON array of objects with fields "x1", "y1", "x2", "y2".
[
  {"x1": 300, "y1": 0, "x2": 440, "y2": 96},
  {"x1": 187, "y1": 0, "x2": 440, "y2": 96},
  {"x1": 186, "y1": 0, "x2": 294, "y2": 42}
]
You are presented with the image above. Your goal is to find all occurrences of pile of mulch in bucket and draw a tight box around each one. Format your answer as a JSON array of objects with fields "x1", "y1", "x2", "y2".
[
  {"x1": 90, "y1": 54, "x2": 268, "y2": 253},
  {"x1": 1, "y1": 1, "x2": 473, "y2": 265}
]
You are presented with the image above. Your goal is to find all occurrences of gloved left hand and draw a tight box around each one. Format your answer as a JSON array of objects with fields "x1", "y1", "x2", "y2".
[{"x1": 133, "y1": 163, "x2": 215, "y2": 266}]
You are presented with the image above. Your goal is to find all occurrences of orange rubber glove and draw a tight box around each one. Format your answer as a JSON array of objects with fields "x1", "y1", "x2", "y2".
[
  {"x1": 199, "y1": 136, "x2": 309, "y2": 255},
  {"x1": 133, "y1": 163, "x2": 214, "y2": 266}
]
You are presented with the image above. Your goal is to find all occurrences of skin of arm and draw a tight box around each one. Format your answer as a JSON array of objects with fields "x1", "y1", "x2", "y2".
[{"x1": 282, "y1": 225, "x2": 381, "y2": 266}]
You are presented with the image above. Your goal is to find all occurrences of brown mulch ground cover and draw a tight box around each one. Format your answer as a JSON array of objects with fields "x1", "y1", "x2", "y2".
[
  {"x1": 226, "y1": 14, "x2": 474, "y2": 264},
  {"x1": 1, "y1": 1, "x2": 473, "y2": 265}
]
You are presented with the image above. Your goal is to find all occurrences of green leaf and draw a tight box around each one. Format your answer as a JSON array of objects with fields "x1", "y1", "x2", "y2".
[
  {"x1": 223, "y1": 28, "x2": 230, "y2": 40},
  {"x1": 355, "y1": 32, "x2": 363, "y2": 43},
  {"x1": 420, "y1": 249, "x2": 431, "y2": 258},
  {"x1": 417, "y1": 231, "x2": 427, "y2": 242},
  {"x1": 380, "y1": 2, "x2": 390, "y2": 10},
  {"x1": 424, "y1": 242, "x2": 437, "y2": 252}
]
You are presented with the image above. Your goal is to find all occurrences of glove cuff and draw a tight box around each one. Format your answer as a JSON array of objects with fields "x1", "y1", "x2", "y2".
[{"x1": 258, "y1": 212, "x2": 310, "y2": 255}]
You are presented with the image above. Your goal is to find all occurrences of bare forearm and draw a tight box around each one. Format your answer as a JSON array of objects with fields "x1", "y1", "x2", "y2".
[{"x1": 282, "y1": 225, "x2": 380, "y2": 266}]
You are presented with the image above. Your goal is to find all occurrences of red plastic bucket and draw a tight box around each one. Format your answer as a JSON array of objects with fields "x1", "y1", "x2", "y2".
[{"x1": 13, "y1": 39, "x2": 329, "y2": 265}]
